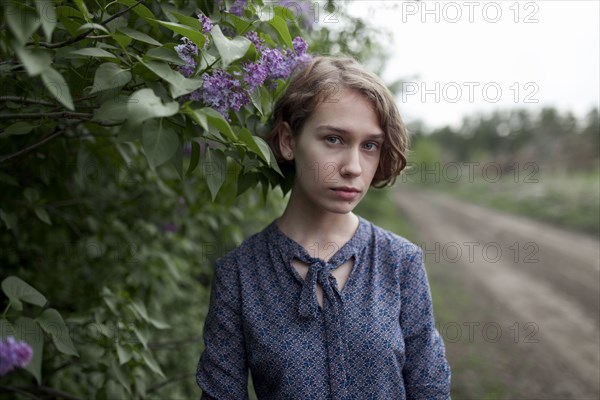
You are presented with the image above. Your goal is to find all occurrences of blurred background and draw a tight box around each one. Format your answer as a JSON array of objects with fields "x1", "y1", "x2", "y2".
[{"x1": 0, "y1": 1, "x2": 598, "y2": 399}]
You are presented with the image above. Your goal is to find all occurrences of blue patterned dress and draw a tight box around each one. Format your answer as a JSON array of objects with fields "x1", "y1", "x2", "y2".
[{"x1": 196, "y1": 216, "x2": 451, "y2": 399}]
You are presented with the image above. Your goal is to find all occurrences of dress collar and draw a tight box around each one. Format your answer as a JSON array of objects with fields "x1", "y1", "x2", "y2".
[{"x1": 267, "y1": 215, "x2": 370, "y2": 269}]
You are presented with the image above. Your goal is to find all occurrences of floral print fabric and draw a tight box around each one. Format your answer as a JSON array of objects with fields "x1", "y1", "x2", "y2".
[{"x1": 196, "y1": 216, "x2": 451, "y2": 399}]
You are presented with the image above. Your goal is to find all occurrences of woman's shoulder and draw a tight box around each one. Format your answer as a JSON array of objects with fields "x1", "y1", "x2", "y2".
[
  {"x1": 362, "y1": 217, "x2": 422, "y2": 261},
  {"x1": 214, "y1": 220, "x2": 275, "y2": 268}
]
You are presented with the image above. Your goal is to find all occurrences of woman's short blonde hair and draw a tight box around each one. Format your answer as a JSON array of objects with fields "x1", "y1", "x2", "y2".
[{"x1": 267, "y1": 55, "x2": 409, "y2": 188}]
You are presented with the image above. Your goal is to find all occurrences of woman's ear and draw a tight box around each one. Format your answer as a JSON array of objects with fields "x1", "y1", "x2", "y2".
[{"x1": 278, "y1": 122, "x2": 295, "y2": 161}]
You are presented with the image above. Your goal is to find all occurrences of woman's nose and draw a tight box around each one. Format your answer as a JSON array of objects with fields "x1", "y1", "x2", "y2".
[{"x1": 339, "y1": 147, "x2": 362, "y2": 177}]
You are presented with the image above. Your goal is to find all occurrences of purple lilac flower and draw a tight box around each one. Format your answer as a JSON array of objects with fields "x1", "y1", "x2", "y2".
[
  {"x1": 284, "y1": 48, "x2": 312, "y2": 74},
  {"x1": 175, "y1": 38, "x2": 198, "y2": 78},
  {"x1": 229, "y1": 0, "x2": 247, "y2": 17},
  {"x1": 292, "y1": 36, "x2": 308, "y2": 56},
  {"x1": 198, "y1": 13, "x2": 212, "y2": 33},
  {"x1": 196, "y1": 70, "x2": 250, "y2": 119},
  {"x1": 261, "y1": 48, "x2": 290, "y2": 80},
  {"x1": 0, "y1": 336, "x2": 33, "y2": 376},
  {"x1": 243, "y1": 61, "x2": 268, "y2": 92},
  {"x1": 245, "y1": 31, "x2": 264, "y2": 53}
]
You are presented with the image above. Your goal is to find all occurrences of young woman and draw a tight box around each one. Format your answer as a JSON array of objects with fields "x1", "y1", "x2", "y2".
[{"x1": 196, "y1": 56, "x2": 451, "y2": 399}]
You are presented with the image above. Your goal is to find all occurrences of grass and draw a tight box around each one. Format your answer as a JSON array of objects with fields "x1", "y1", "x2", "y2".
[{"x1": 409, "y1": 168, "x2": 600, "y2": 237}]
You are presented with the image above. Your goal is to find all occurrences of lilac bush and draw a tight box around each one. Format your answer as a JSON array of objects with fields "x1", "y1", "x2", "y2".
[
  {"x1": 174, "y1": 14, "x2": 312, "y2": 120},
  {"x1": 0, "y1": 336, "x2": 33, "y2": 376}
]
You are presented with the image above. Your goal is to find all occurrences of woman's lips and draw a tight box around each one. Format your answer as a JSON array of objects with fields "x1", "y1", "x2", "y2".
[{"x1": 331, "y1": 187, "x2": 361, "y2": 200}]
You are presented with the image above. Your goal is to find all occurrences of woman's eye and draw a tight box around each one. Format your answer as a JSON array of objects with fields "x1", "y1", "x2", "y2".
[
  {"x1": 364, "y1": 142, "x2": 379, "y2": 151},
  {"x1": 326, "y1": 136, "x2": 341, "y2": 144}
]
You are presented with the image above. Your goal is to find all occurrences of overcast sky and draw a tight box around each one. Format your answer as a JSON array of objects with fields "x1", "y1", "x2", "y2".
[{"x1": 344, "y1": 0, "x2": 600, "y2": 130}]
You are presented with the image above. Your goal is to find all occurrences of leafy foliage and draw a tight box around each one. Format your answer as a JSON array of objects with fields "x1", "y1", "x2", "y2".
[{"x1": 0, "y1": 1, "x2": 390, "y2": 398}]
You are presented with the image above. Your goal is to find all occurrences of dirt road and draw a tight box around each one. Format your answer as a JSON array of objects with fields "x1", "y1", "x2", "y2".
[{"x1": 393, "y1": 186, "x2": 600, "y2": 398}]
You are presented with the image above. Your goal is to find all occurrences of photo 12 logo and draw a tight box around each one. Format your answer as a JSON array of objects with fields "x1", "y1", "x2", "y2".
[
  {"x1": 400, "y1": 1, "x2": 541, "y2": 24},
  {"x1": 400, "y1": 81, "x2": 540, "y2": 104}
]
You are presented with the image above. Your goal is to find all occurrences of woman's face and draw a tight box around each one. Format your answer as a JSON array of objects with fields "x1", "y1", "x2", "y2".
[{"x1": 283, "y1": 88, "x2": 384, "y2": 215}]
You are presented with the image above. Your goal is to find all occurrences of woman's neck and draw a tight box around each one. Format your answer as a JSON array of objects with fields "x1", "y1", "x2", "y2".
[{"x1": 276, "y1": 189, "x2": 360, "y2": 253}]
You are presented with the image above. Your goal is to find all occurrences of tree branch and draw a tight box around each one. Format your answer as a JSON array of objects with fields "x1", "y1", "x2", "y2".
[
  {"x1": 0, "y1": 386, "x2": 41, "y2": 400},
  {"x1": 0, "y1": 96, "x2": 57, "y2": 107},
  {"x1": 0, "y1": 127, "x2": 66, "y2": 163},
  {"x1": 0, "y1": 112, "x2": 93, "y2": 120},
  {"x1": 35, "y1": 386, "x2": 82, "y2": 400},
  {"x1": 30, "y1": 1, "x2": 145, "y2": 49}
]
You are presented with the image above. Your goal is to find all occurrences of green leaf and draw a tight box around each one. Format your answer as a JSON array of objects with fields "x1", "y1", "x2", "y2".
[
  {"x1": 1, "y1": 276, "x2": 48, "y2": 310},
  {"x1": 106, "y1": 379, "x2": 126, "y2": 399},
  {"x1": 237, "y1": 171, "x2": 260, "y2": 196},
  {"x1": 77, "y1": 22, "x2": 109, "y2": 34},
  {"x1": 91, "y1": 63, "x2": 132, "y2": 93},
  {"x1": 3, "y1": 122, "x2": 35, "y2": 135},
  {"x1": 249, "y1": 88, "x2": 263, "y2": 116},
  {"x1": 36, "y1": 308, "x2": 79, "y2": 356},
  {"x1": 133, "y1": 325, "x2": 149, "y2": 349},
  {"x1": 214, "y1": 159, "x2": 240, "y2": 206},
  {"x1": 112, "y1": 32, "x2": 132, "y2": 48},
  {"x1": 93, "y1": 95, "x2": 129, "y2": 124},
  {"x1": 128, "y1": 300, "x2": 149, "y2": 322},
  {"x1": 186, "y1": 141, "x2": 201, "y2": 176},
  {"x1": 116, "y1": 342, "x2": 132, "y2": 365},
  {"x1": 145, "y1": 47, "x2": 186, "y2": 65},
  {"x1": 15, "y1": 47, "x2": 52, "y2": 76},
  {"x1": 34, "y1": 207, "x2": 52, "y2": 225},
  {"x1": 70, "y1": 48, "x2": 118, "y2": 59},
  {"x1": 141, "y1": 349, "x2": 165, "y2": 378},
  {"x1": 255, "y1": 137, "x2": 275, "y2": 165},
  {"x1": 139, "y1": 59, "x2": 202, "y2": 98},
  {"x1": 229, "y1": 14, "x2": 255, "y2": 34},
  {"x1": 142, "y1": 119, "x2": 179, "y2": 169},
  {"x1": 118, "y1": 27, "x2": 162, "y2": 46},
  {"x1": 6, "y1": 3, "x2": 41, "y2": 44},
  {"x1": 0, "y1": 210, "x2": 17, "y2": 230},
  {"x1": 195, "y1": 107, "x2": 237, "y2": 142},
  {"x1": 73, "y1": 0, "x2": 93, "y2": 21},
  {"x1": 239, "y1": 128, "x2": 270, "y2": 164},
  {"x1": 41, "y1": 67, "x2": 74, "y2": 110},
  {"x1": 15, "y1": 317, "x2": 43, "y2": 385},
  {"x1": 127, "y1": 88, "x2": 179, "y2": 126},
  {"x1": 184, "y1": 106, "x2": 208, "y2": 131},
  {"x1": 155, "y1": 20, "x2": 205, "y2": 50},
  {"x1": 170, "y1": 140, "x2": 184, "y2": 179},
  {"x1": 117, "y1": 0, "x2": 156, "y2": 26},
  {"x1": 36, "y1": 0, "x2": 57, "y2": 40},
  {"x1": 212, "y1": 25, "x2": 252, "y2": 68},
  {"x1": 56, "y1": 6, "x2": 84, "y2": 36},
  {"x1": 171, "y1": 11, "x2": 200, "y2": 28},
  {"x1": 109, "y1": 358, "x2": 131, "y2": 394},
  {"x1": 268, "y1": 15, "x2": 293, "y2": 49},
  {"x1": 24, "y1": 188, "x2": 40, "y2": 204},
  {"x1": 204, "y1": 148, "x2": 227, "y2": 201}
]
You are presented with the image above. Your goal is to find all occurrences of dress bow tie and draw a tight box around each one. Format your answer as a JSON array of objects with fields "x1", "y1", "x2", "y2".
[{"x1": 296, "y1": 256, "x2": 343, "y2": 320}]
